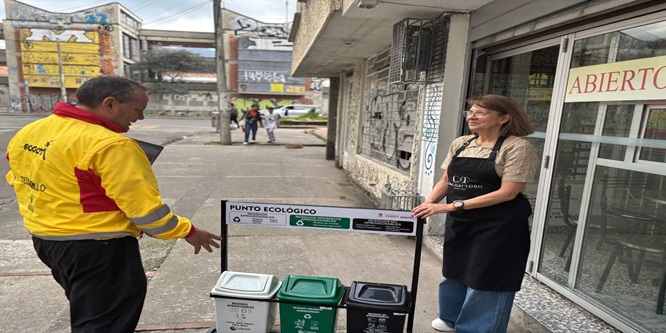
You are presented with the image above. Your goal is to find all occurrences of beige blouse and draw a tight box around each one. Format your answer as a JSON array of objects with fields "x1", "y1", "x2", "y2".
[{"x1": 441, "y1": 135, "x2": 540, "y2": 184}]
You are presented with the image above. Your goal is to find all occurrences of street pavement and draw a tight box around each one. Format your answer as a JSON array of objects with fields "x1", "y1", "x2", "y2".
[{"x1": 0, "y1": 126, "x2": 445, "y2": 333}]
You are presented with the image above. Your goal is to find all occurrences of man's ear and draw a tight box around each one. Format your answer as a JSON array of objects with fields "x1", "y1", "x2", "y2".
[{"x1": 101, "y1": 97, "x2": 116, "y2": 113}]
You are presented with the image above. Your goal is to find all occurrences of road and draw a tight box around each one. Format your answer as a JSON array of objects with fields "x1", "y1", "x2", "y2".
[{"x1": 0, "y1": 115, "x2": 215, "y2": 240}]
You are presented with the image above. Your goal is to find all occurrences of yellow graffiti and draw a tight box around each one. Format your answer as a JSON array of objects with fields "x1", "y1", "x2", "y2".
[
  {"x1": 21, "y1": 41, "x2": 100, "y2": 53},
  {"x1": 24, "y1": 75, "x2": 91, "y2": 88},
  {"x1": 22, "y1": 52, "x2": 100, "y2": 65},
  {"x1": 23, "y1": 64, "x2": 98, "y2": 76},
  {"x1": 231, "y1": 98, "x2": 297, "y2": 111},
  {"x1": 20, "y1": 28, "x2": 101, "y2": 88}
]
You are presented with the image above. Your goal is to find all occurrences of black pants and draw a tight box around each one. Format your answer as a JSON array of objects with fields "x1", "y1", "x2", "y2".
[
  {"x1": 230, "y1": 115, "x2": 239, "y2": 127},
  {"x1": 33, "y1": 236, "x2": 147, "y2": 333}
]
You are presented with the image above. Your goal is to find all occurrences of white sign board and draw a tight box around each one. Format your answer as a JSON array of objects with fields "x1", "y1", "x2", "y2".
[{"x1": 225, "y1": 201, "x2": 418, "y2": 236}]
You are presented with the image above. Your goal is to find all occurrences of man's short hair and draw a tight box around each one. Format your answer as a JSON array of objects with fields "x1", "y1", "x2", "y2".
[
  {"x1": 76, "y1": 76, "x2": 145, "y2": 108},
  {"x1": 268, "y1": 106, "x2": 274, "y2": 109}
]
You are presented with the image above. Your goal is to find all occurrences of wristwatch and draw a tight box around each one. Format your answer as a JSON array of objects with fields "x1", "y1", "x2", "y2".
[{"x1": 452, "y1": 200, "x2": 465, "y2": 211}]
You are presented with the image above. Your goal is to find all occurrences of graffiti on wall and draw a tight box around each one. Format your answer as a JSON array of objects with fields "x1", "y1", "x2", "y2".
[
  {"x1": 242, "y1": 71, "x2": 286, "y2": 83},
  {"x1": 229, "y1": 15, "x2": 289, "y2": 38},
  {"x1": 422, "y1": 85, "x2": 442, "y2": 176},
  {"x1": 239, "y1": 37, "x2": 292, "y2": 51},
  {"x1": 28, "y1": 93, "x2": 64, "y2": 112},
  {"x1": 10, "y1": 4, "x2": 111, "y2": 25},
  {"x1": 230, "y1": 97, "x2": 297, "y2": 112},
  {"x1": 20, "y1": 28, "x2": 111, "y2": 88},
  {"x1": 362, "y1": 88, "x2": 418, "y2": 172}
]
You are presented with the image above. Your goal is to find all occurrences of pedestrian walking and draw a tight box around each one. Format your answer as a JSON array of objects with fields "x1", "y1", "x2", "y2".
[
  {"x1": 229, "y1": 102, "x2": 239, "y2": 129},
  {"x1": 243, "y1": 104, "x2": 262, "y2": 145},
  {"x1": 412, "y1": 94, "x2": 539, "y2": 333},
  {"x1": 263, "y1": 106, "x2": 279, "y2": 143},
  {"x1": 4, "y1": 76, "x2": 222, "y2": 333}
]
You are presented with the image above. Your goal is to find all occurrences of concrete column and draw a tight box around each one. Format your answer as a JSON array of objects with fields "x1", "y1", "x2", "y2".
[
  {"x1": 326, "y1": 77, "x2": 339, "y2": 161},
  {"x1": 420, "y1": 13, "x2": 472, "y2": 236}
]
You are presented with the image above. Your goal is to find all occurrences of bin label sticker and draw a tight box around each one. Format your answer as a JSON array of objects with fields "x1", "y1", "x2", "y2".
[
  {"x1": 288, "y1": 306, "x2": 331, "y2": 333},
  {"x1": 228, "y1": 211, "x2": 287, "y2": 226},
  {"x1": 352, "y1": 218, "x2": 414, "y2": 234},
  {"x1": 290, "y1": 215, "x2": 350, "y2": 229},
  {"x1": 225, "y1": 201, "x2": 418, "y2": 236}
]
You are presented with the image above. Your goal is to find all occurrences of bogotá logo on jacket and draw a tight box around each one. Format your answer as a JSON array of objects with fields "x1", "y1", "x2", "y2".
[{"x1": 23, "y1": 140, "x2": 52, "y2": 160}]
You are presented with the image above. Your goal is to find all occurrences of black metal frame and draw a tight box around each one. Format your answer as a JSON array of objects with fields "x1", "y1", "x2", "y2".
[{"x1": 211, "y1": 200, "x2": 425, "y2": 333}]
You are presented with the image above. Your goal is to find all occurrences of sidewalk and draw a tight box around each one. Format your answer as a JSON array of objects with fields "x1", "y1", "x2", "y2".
[{"x1": 0, "y1": 127, "x2": 443, "y2": 333}]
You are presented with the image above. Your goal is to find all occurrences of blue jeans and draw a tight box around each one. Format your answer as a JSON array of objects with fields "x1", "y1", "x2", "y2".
[
  {"x1": 438, "y1": 278, "x2": 515, "y2": 333},
  {"x1": 244, "y1": 121, "x2": 258, "y2": 142}
]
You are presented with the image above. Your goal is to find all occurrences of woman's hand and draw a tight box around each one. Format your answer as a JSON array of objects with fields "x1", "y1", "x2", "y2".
[{"x1": 412, "y1": 202, "x2": 453, "y2": 218}]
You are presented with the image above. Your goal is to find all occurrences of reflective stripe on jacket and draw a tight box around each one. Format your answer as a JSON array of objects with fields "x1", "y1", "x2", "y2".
[{"x1": 5, "y1": 102, "x2": 192, "y2": 240}]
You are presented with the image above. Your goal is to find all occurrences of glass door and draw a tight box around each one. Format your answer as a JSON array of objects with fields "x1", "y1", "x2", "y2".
[
  {"x1": 538, "y1": 20, "x2": 666, "y2": 333},
  {"x1": 471, "y1": 41, "x2": 562, "y2": 267}
]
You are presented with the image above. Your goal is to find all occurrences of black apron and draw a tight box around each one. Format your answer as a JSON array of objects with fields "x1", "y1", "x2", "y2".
[{"x1": 443, "y1": 136, "x2": 532, "y2": 291}]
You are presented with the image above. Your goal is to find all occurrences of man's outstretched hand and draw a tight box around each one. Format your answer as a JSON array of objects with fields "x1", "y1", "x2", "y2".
[{"x1": 185, "y1": 226, "x2": 222, "y2": 254}]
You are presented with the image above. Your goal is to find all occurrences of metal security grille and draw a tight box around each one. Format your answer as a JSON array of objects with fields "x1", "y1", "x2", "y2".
[
  {"x1": 360, "y1": 54, "x2": 419, "y2": 173},
  {"x1": 380, "y1": 186, "x2": 423, "y2": 211},
  {"x1": 427, "y1": 15, "x2": 450, "y2": 83},
  {"x1": 388, "y1": 18, "x2": 433, "y2": 84}
]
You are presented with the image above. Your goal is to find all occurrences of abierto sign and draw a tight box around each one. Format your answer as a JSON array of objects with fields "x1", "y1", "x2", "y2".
[{"x1": 565, "y1": 55, "x2": 666, "y2": 102}]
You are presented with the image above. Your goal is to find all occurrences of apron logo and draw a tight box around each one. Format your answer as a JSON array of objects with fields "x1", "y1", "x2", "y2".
[
  {"x1": 452, "y1": 175, "x2": 471, "y2": 184},
  {"x1": 450, "y1": 175, "x2": 483, "y2": 189}
]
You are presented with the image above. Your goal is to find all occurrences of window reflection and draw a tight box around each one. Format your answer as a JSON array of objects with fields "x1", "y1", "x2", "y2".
[{"x1": 540, "y1": 19, "x2": 666, "y2": 333}]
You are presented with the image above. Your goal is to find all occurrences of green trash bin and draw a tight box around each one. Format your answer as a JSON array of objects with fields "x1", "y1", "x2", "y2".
[{"x1": 277, "y1": 275, "x2": 344, "y2": 333}]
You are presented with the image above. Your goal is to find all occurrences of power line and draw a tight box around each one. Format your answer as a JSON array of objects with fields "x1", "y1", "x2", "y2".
[
  {"x1": 128, "y1": 0, "x2": 163, "y2": 13},
  {"x1": 142, "y1": 0, "x2": 211, "y2": 27},
  {"x1": 49, "y1": 1, "x2": 105, "y2": 13}
]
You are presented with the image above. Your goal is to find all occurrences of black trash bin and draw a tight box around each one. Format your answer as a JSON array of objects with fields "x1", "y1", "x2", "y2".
[{"x1": 344, "y1": 281, "x2": 410, "y2": 333}]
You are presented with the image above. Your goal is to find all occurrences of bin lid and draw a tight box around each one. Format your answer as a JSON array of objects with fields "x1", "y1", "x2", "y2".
[
  {"x1": 211, "y1": 271, "x2": 281, "y2": 299},
  {"x1": 344, "y1": 281, "x2": 410, "y2": 311},
  {"x1": 277, "y1": 275, "x2": 343, "y2": 305}
]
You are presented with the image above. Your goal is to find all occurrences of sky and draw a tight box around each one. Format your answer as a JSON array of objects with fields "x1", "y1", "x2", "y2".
[{"x1": 0, "y1": 0, "x2": 298, "y2": 32}]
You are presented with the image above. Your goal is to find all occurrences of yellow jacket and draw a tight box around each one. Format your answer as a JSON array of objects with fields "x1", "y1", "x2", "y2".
[{"x1": 5, "y1": 102, "x2": 192, "y2": 240}]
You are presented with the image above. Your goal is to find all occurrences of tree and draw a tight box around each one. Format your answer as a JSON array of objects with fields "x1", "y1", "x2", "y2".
[{"x1": 133, "y1": 48, "x2": 215, "y2": 113}]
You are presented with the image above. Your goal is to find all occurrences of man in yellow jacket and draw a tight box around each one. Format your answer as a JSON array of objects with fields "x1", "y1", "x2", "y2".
[{"x1": 5, "y1": 76, "x2": 222, "y2": 333}]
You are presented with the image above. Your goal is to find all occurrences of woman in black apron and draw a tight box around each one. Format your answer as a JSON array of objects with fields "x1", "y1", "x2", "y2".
[{"x1": 413, "y1": 95, "x2": 539, "y2": 333}]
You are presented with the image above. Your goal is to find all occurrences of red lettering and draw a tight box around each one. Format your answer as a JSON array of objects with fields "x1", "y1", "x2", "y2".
[
  {"x1": 597, "y1": 72, "x2": 607, "y2": 92},
  {"x1": 605, "y1": 71, "x2": 620, "y2": 92},
  {"x1": 584, "y1": 74, "x2": 598, "y2": 93},
  {"x1": 621, "y1": 70, "x2": 636, "y2": 91},
  {"x1": 568, "y1": 76, "x2": 582, "y2": 95},
  {"x1": 636, "y1": 67, "x2": 654, "y2": 90},
  {"x1": 653, "y1": 66, "x2": 666, "y2": 89}
]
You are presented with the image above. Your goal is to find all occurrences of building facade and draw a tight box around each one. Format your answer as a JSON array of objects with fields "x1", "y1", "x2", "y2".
[
  {"x1": 2, "y1": 1, "x2": 317, "y2": 114},
  {"x1": 223, "y1": 9, "x2": 315, "y2": 112},
  {"x1": 290, "y1": 0, "x2": 666, "y2": 332}
]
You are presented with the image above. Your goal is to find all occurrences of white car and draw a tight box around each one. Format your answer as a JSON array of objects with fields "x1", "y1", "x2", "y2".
[{"x1": 260, "y1": 104, "x2": 319, "y2": 118}]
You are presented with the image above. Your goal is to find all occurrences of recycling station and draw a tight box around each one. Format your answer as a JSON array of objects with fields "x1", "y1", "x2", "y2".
[{"x1": 209, "y1": 200, "x2": 424, "y2": 333}]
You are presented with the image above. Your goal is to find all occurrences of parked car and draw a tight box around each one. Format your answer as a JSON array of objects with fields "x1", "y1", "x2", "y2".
[{"x1": 259, "y1": 104, "x2": 319, "y2": 118}]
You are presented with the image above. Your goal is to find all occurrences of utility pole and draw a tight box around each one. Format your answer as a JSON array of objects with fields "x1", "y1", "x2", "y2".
[
  {"x1": 214, "y1": 0, "x2": 231, "y2": 145},
  {"x1": 56, "y1": 37, "x2": 67, "y2": 102}
]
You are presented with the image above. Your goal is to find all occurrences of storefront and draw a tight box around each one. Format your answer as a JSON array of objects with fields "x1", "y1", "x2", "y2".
[{"x1": 471, "y1": 7, "x2": 666, "y2": 333}]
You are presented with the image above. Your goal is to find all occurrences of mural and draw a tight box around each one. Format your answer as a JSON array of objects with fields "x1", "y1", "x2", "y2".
[{"x1": 20, "y1": 28, "x2": 103, "y2": 88}]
